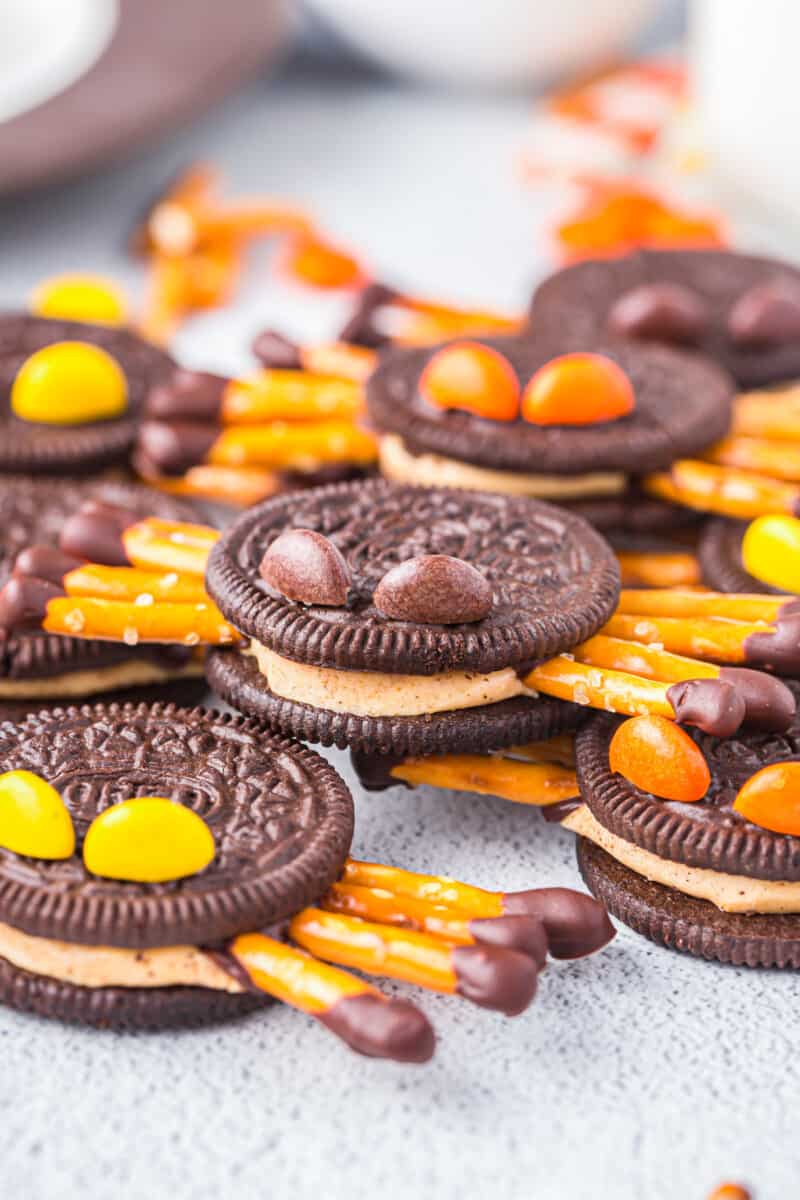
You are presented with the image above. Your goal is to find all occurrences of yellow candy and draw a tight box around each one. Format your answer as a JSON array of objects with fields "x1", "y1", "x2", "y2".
[
  {"x1": 0, "y1": 771, "x2": 75, "y2": 860},
  {"x1": 31, "y1": 274, "x2": 128, "y2": 326},
  {"x1": 742, "y1": 514, "x2": 800, "y2": 592},
  {"x1": 11, "y1": 341, "x2": 128, "y2": 425},
  {"x1": 83, "y1": 797, "x2": 215, "y2": 883}
]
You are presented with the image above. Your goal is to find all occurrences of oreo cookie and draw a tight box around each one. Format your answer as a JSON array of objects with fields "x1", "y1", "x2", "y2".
[
  {"x1": 0, "y1": 701, "x2": 353, "y2": 1029},
  {"x1": 367, "y1": 334, "x2": 732, "y2": 478},
  {"x1": 0, "y1": 476, "x2": 205, "y2": 699},
  {"x1": 699, "y1": 518, "x2": 782, "y2": 594},
  {"x1": 204, "y1": 480, "x2": 619, "y2": 753},
  {"x1": 571, "y1": 689, "x2": 800, "y2": 966},
  {"x1": 0, "y1": 314, "x2": 173, "y2": 473},
  {"x1": 529, "y1": 249, "x2": 800, "y2": 389}
]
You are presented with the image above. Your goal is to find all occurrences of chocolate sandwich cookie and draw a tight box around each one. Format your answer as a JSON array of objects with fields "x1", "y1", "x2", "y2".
[
  {"x1": 0, "y1": 700, "x2": 354, "y2": 1030},
  {"x1": 366, "y1": 333, "x2": 732, "y2": 537},
  {"x1": 571, "y1": 688, "x2": 800, "y2": 967},
  {"x1": 0, "y1": 314, "x2": 173, "y2": 473},
  {"x1": 0, "y1": 476, "x2": 206, "y2": 702},
  {"x1": 699, "y1": 519, "x2": 782, "y2": 594},
  {"x1": 529, "y1": 248, "x2": 800, "y2": 389},
  {"x1": 205, "y1": 479, "x2": 619, "y2": 754}
]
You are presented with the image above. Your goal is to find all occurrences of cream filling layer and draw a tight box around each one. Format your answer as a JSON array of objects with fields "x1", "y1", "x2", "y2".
[
  {"x1": 380, "y1": 433, "x2": 627, "y2": 499},
  {"x1": 0, "y1": 919, "x2": 243, "y2": 992},
  {"x1": 250, "y1": 642, "x2": 532, "y2": 718},
  {"x1": 563, "y1": 804, "x2": 800, "y2": 915},
  {"x1": 0, "y1": 656, "x2": 204, "y2": 700}
]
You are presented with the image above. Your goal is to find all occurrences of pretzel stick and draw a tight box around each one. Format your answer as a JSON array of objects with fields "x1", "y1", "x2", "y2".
[
  {"x1": 500, "y1": 735, "x2": 575, "y2": 766},
  {"x1": 321, "y1": 884, "x2": 547, "y2": 964},
  {"x1": 229, "y1": 932, "x2": 434, "y2": 1062},
  {"x1": 139, "y1": 253, "x2": 190, "y2": 346},
  {"x1": 574, "y1": 635, "x2": 718, "y2": 682},
  {"x1": 526, "y1": 657, "x2": 676, "y2": 718},
  {"x1": 705, "y1": 435, "x2": 800, "y2": 481},
  {"x1": 122, "y1": 519, "x2": 218, "y2": 576},
  {"x1": 43, "y1": 596, "x2": 239, "y2": 645},
  {"x1": 300, "y1": 343, "x2": 377, "y2": 383},
  {"x1": 289, "y1": 908, "x2": 538, "y2": 1014},
  {"x1": 340, "y1": 861, "x2": 615, "y2": 960},
  {"x1": 207, "y1": 420, "x2": 377, "y2": 470},
  {"x1": 645, "y1": 460, "x2": 800, "y2": 519},
  {"x1": 149, "y1": 201, "x2": 311, "y2": 258},
  {"x1": 182, "y1": 241, "x2": 242, "y2": 310},
  {"x1": 142, "y1": 464, "x2": 281, "y2": 508},
  {"x1": 222, "y1": 373, "x2": 362, "y2": 424},
  {"x1": 603, "y1": 613, "x2": 767, "y2": 663},
  {"x1": 130, "y1": 163, "x2": 219, "y2": 256},
  {"x1": 62, "y1": 565, "x2": 208, "y2": 605},
  {"x1": 732, "y1": 387, "x2": 800, "y2": 440},
  {"x1": 390, "y1": 754, "x2": 578, "y2": 806},
  {"x1": 616, "y1": 550, "x2": 700, "y2": 588},
  {"x1": 615, "y1": 589, "x2": 792, "y2": 623}
]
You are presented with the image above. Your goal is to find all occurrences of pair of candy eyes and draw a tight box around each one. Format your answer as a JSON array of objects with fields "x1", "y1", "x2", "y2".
[
  {"x1": 419, "y1": 344, "x2": 636, "y2": 427},
  {"x1": 0, "y1": 772, "x2": 213, "y2": 883},
  {"x1": 610, "y1": 715, "x2": 800, "y2": 836}
]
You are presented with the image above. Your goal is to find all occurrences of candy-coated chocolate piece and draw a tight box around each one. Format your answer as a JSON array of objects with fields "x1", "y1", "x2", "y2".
[
  {"x1": 418, "y1": 341, "x2": 520, "y2": 421},
  {"x1": 733, "y1": 762, "x2": 800, "y2": 835},
  {"x1": 30, "y1": 274, "x2": 128, "y2": 326},
  {"x1": 0, "y1": 770, "x2": 75, "y2": 860},
  {"x1": 373, "y1": 554, "x2": 492, "y2": 625},
  {"x1": 11, "y1": 342, "x2": 128, "y2": 426},
  {"x1": 607, "y1": 282, "x2": 709, "y2": 344},
  {"x1": 742, "y1": 513, "x2": 800, "y2": 592},
  {"x1": 521, "y1": 352, "x2": 635, "y2": 426},
  {"x1": 83, "y1": 797, "x2": 215, "y2": 883},
  {"x1": 260, "y1": 529, "x2": 351, "y2": 606},
  {"x1": 608, "y1": 714, "x2": 711, "y2": 802},
  {"x1": 728, "y1": 279, "x2": 800, "y2": 347}
]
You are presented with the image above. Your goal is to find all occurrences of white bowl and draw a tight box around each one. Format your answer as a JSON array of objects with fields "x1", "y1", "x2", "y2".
[{"x1": 308, "y1": 0, "x2": 657, "y2": 89}]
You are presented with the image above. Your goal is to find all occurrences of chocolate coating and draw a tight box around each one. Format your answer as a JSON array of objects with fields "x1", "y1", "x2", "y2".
[
  {"x1": 728, "y1": 279, "x2": 800, "y2": 347},
  {"x1": 136, "y1": 419, "x2": 218, "y2": 476},
  {"x1": 147, "y1": 368, "x2": 226, "y2": 422},
  {"x1": 501, "y1": 887, "x2": 616, "y2": 959},
  {"x1": 718, "y1": 666, "x2": 796, "y2": 732},
  {"x1": 744, "y1": 614, "x2": 800, "y2": 675},
  {"x1": 469, "y1": 915, "x2": 548, "y2": 967},
  {"x1": 607, "y1": 282, "x2": 709, "y2": 344},
  {"x1": 251, "y1": 329, "x2": 303, "y2": 370},
  {"x1": 451, "y1": 943, "x2": 538, "y2": 1015},
  {"x1": 14, "y1": 545, "x2": 81, "y2": 586},
  {"x1": 373, "y1": 555, "x2": 492, "y2": 625},
  {"x1": 338, "y1": 282, "x2": 399, "y2": 349},
  {"x1": 0, "y1": 575, "x2": 61, "y2": 633},
  {"x1": 318, "y1": 993, "x2": 435, "y2": 1062},
  {"x1": 666, "y1": 678, "x2": 746, "y2": 737},
  {"x1": 259, "y1": 529, "x2": 352, "y2": 607},
  {"x1": 60, "y1": 501, "x2": 134, "y2": 566}
]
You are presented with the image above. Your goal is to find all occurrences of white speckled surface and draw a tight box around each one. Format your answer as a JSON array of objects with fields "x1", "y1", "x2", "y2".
[{"x1": 0, "y1": 55, "x2": 797, "y2": 1200}]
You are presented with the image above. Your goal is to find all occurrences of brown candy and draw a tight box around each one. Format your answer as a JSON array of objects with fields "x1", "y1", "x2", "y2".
[
  {"x1": 60, "y1": 502, "x2": 136, "y2": 567},
  {"x1": 146, "y1": 369, "x2": 226, "y2": 422},
  {"x1": 137, "y1": 420, "x2": 218, "y2": 477},
  {"x1": 251, "y1": 329, "x2": 303, "y2": 370},
  {"x1": 259, "y1": 529, "x2": 352, "y2": 607},
  {"x1": 501, "y1": 887, "x2": 615, "y2": 959},
  {"x1": 728, "y1": 278, "x2": 800, "y2": 347},
  {"x1": 373, "y1": 555, "x2": 492, "y2": 625},
  {"x1": 607, "y1": 282, "x2": 710, "y2": 344}
]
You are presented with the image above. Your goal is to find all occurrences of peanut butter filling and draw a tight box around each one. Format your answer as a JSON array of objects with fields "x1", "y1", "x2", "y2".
[
  {"x1": 250, "y1": 642, "x2": 533, "y2": 718},
  {"x1": 0, "y1": 655, "x2": 204, "y2": 700},
  {"x1": 563, "y1": 804, "x2": 800, "y2": 915},
  {"x1": 0, "y1": 919, "x2": 243, "y2": 992},
  {"x1": 380, "y1": 433, "x2": 627, "y2": 499}
]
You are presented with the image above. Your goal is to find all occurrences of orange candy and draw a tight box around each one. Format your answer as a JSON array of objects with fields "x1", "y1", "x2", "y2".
[
  {"x1": 521, "y1": 353, "x2": 635, "y2": 426},
  {"x1": 733, "y1": 763, "x2": 800, "y2": 836},
  {"x1": 608, "y1": 715, "x2": 710, "y2": 803},
  {"x1": 419, "y1": 342, "x2": 520, "y2": 422}
]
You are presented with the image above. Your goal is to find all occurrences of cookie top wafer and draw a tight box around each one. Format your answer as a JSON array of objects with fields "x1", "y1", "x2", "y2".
[
  {"x1": 699, "y1": 519, "x2": 782, "y2": 594},
  {"x1": 0, "y1": 476, "x2": 200, "y2": 682},
  {"x1": 0, "y1": 314, "x2": 173, "y2": 472},
  {"x1": 529, "y1": 249, "x2": 800, "y2": 388},
  {"x1": 0, "y1": 702, "x2": 353, "y2": 949},
  {"x1": 206, "y1": 480, "x2": 620, "y2": 675},
  {"x1": 575, "y1": 687, "x2": 800, "y2": 882},
  {"x1": 366, "y1": 335, "x2": 732, "y2": 476}
]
